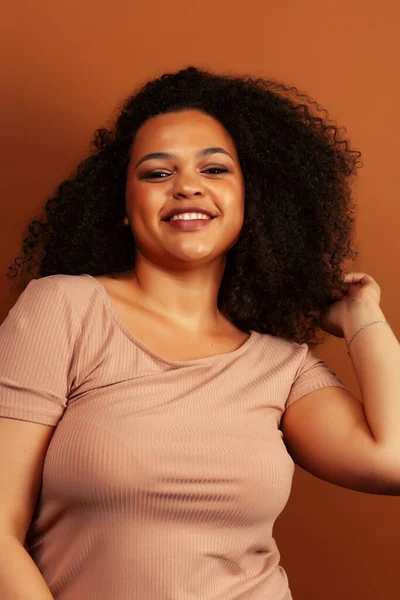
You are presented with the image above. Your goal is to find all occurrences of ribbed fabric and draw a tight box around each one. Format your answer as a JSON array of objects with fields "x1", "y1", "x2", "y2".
[{"x1": 0, "y1": 274, "x2": 346, "y2": 599}]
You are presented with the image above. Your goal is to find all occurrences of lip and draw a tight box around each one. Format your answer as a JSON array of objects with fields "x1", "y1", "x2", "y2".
[
  {"x1": 162, "y1": 206, "x2": 217, "y2": 221},
  {"x1": 163, "y1": 216, "x2": 216, "y2": 231}
]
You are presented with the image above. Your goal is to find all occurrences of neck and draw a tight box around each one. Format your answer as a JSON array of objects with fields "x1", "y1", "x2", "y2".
[{"x1": 121, "y1": 255, "x2": 228, "y2": 334}]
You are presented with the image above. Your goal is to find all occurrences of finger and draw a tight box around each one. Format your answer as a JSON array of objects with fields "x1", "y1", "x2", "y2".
[
  {"x1": 343, "y1": 273, "x2": 370, "y2": 285},
  {"x1": 343, "y1": 273, "x2": 364, "y2": 280}
]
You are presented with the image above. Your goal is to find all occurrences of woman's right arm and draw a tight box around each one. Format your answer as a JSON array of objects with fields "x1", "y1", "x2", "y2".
[{"x1": 0, "y1": 417, "x2": 55, "y2": 599}]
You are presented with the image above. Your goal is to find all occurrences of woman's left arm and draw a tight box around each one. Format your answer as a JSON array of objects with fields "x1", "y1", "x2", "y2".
[
  {"x1": 281, "y1": 273, "x2": 400, "y2": 495},
  {"x1": 341, "y1": 296, "x2": 400, "y2": 449}
]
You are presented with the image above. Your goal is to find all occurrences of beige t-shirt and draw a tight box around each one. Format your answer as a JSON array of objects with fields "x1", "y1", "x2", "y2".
[{"x1": 0, "y1": 274, "x2": 346, "y2": 599}]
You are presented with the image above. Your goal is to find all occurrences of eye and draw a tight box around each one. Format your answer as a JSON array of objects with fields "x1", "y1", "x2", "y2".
[
  {"x1": 203, "y1": 167, "x2": 229, "y2": 175},
  {"x1": 142, "y1": 171, "x2": 170, "y2": 179},
  {"x1": 141, "y1": 166, "x2": 229, "y2": 180}
]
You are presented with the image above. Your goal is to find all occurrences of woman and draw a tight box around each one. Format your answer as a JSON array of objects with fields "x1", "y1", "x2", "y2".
[{"x1": 1, "y1": 66, "x2": 399, "y2": 600}]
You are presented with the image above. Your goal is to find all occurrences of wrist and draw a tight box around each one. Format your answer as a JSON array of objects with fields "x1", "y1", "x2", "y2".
[{"x1": 341, "y1": 301, "x2": 385, "y2": 343}]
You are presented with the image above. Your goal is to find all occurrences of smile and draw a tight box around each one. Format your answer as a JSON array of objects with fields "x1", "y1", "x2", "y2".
[{"x1": 163, "y1": 217, "x2": 217, "y2": 231}]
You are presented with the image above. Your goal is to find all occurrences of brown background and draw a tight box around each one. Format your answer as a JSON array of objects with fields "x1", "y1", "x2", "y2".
[{"x1": 1, "y1": 1, "x2": 399, "y2": 598}]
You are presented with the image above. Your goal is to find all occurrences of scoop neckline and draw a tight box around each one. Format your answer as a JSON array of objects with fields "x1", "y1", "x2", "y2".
[{"x1": 84, "y1": 274, "x2": 257, "y2": 367}]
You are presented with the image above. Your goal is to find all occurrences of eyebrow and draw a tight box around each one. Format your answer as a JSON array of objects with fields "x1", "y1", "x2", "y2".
[{"x1": 134, "y1": 147, "x2": 234, "y2": 169}]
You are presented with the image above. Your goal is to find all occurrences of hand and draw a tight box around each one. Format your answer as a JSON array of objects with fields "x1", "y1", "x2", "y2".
[{"x1": 320, "y1": 272, "x2": 382, "y2": 338}]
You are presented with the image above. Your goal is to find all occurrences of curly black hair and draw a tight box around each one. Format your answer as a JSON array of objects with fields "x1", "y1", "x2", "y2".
[{"x1": 6, "y1": 65, "x2": 361, "y2": 347}]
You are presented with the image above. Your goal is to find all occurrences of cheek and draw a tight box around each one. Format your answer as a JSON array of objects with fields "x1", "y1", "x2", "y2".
[
  {"x1": 213, "y1": 178, "x2": 243, "y2": 205},
  {"x1": 127, "y1": 183, "x2": 162, "y2": 221},
  {"x1": 223, "y1": 185, "x2": 245, "y2": 220}
]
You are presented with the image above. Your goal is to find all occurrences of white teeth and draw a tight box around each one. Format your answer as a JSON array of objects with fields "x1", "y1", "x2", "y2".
[{"x1": 170, "y1": 212, "x2": 211, "y2": 221}]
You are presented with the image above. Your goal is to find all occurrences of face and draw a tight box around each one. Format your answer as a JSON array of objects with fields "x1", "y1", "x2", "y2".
[{"x1": 125, "y1": 109, "x2": 245, "y2": 270}]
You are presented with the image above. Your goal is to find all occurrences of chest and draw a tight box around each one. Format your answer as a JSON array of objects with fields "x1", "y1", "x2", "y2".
[
  {"x1": 95, "y1": 276, "x2": 250, "y2": 361},
  {"x1": 44, "y1": 386, "x2": 294, "y2": 527}
]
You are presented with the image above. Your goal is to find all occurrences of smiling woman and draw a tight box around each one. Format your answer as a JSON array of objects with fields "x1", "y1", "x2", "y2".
[{"x1": 1, "y1": 65, "x2": 365, "y2": 600}]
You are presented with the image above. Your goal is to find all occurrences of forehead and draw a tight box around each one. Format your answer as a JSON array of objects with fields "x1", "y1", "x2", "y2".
[{"x1": 131, "y1": 110, "x2": 236, "y2": 155}]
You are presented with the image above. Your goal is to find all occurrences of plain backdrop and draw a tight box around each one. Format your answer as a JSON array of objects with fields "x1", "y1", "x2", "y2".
[{"x1": 1, "y1": 1, "x2": 399, "y2": 598}]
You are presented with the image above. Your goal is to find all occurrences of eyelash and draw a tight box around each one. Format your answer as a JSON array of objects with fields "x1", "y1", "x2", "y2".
[{"x1": 143, "y1": 167, "x2": 229, "y2": 179}]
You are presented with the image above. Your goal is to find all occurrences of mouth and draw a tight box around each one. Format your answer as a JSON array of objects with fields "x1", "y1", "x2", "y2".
[{"x1": 162, "y1": 216, "x2": 217, "y2": 231}]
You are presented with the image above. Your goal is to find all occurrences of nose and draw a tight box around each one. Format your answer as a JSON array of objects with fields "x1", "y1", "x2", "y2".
[{"x1": 172, "y1": 170, "x2": 204, "y2": 199}]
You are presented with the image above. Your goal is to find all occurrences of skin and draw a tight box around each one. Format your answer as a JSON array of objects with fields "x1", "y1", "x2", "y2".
[{"x1": 119, "y1": 109, "x2": 246, "y2": 337}]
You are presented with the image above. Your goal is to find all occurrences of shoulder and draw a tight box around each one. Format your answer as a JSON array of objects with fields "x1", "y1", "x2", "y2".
[
  {"x1": 13, "y1": 274, "x2": 103, "y2": 330},
  {"x1": 251, "y1": 330, "x2": 308, "y2": 363},
  {"x1": 24, "y1": 273, "x2": 94, "y2": 292},
  {"x1": 20, "y1": 273, "x2": 101, "y2": 305}
]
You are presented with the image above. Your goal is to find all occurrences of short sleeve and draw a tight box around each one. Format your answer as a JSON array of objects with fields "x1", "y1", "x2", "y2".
[
  {"x1": 0, "y1": 276, "x2": 81, "y2": 426},
  {"x1": 285, "y1": 343, "x2": 347, "y2": 410}
]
